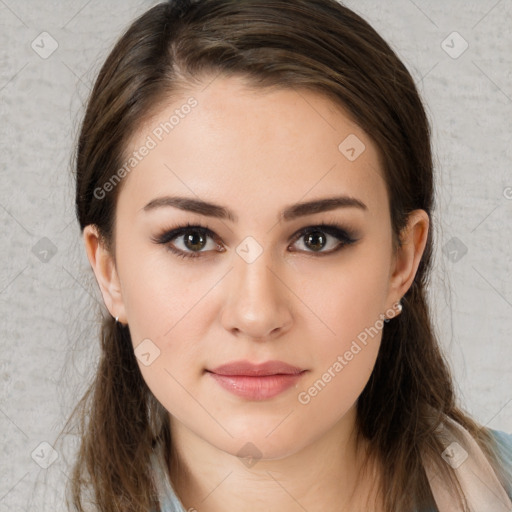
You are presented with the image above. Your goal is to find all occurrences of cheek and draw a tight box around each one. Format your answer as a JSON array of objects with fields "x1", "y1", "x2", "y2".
[
  {"x1": 292, "y1": 248, "x2": 389, "y2": 400},
  {"x1": 119, "y1": 245, "x2": 215, "y2": 340},
  {"x1": 132, "y1": 312, "x2": 206, "y2": 423},
  {"x1": 297, "y1": 317, "x2": 383, "y2": 418},
  {"x1": 290, "y1": 248, "x2": 391, "y2": 337}
]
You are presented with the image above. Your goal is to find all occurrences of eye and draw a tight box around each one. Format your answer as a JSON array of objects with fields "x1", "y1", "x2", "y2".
[
  {"x1": 288, "y1": 224, "x2": 358, "y2": 255},
  {"x1": 151, "y1": 222, "x2": 359, "y2": 260},
  {"x1": 151, "y1": 223, "x2": 223, "y2": 259}
]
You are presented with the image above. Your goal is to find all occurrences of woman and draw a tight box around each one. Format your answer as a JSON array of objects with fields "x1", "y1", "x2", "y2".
[{"x1": 66, "y1": 0, "x2": 512, "y2": 510}]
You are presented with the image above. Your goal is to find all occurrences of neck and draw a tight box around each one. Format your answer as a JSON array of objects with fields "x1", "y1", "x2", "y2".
[{"x1": 168, "y1": 406, "x2": 383, "y2": 512}]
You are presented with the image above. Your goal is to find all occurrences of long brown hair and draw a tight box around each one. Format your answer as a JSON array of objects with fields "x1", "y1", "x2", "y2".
[{"x1": 64, "y1": 0, "x2": 511, "y2": 510}]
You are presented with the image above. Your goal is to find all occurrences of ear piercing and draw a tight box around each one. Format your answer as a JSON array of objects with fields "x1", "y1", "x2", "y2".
[
  {"x1": 384, "y1": 300, "x2": 403, "y2": 322},
  {"x1": 114, "y1": 316, "x2": 126, "y2": 327}
]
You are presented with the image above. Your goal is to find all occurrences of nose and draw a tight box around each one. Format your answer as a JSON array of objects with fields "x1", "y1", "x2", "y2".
[{"x1": 220, "y1": 247, "x2": 293, "y2": 341}]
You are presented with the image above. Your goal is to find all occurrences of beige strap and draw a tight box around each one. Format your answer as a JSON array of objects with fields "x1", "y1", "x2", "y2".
[{"x1": 422, "y1": 415, "x2": 512, "y2": 512}]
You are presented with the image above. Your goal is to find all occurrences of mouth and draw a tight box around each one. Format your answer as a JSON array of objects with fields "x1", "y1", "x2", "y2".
[
  {"x1": 208, "y1": 359, "x2": 306, "y2": 376},
  {"x1": 206, "y1": 360, "x2": 308, "y2": 400}
]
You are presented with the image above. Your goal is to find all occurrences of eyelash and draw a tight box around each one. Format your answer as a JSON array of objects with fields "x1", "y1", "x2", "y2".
[{"x1": 151, "y1": 221, "x2": 359, "y2": 260}]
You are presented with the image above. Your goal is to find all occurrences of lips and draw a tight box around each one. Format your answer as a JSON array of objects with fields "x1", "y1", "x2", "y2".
[
  {"x1": 206, "y1": 360, "x2": 307, "y2": 400},
  {"x1": 208, "y1": 359, "x2": 305, "y2": 376}
]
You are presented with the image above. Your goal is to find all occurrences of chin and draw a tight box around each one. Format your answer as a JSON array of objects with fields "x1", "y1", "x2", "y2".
[{"x1": 211, "y1": 427, "x2": 310, "y2": 462}]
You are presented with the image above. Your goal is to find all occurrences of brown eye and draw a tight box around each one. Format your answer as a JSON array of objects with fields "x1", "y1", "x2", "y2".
[
  {"x1": 152, "y1": 222, "x2": 358, "y2": 260},
  {"x1": 303, "y1": 230, "x2": 328, "y2": 252},
  {"x1": 182, "y1": 229, "x2": 208, "y2": 252},
  {"x1": 152, "y1": 223, "x2": 223, "y2": 259},
  {"x1": 289, "y1": 224, "x2": 358, "y2": 255}
]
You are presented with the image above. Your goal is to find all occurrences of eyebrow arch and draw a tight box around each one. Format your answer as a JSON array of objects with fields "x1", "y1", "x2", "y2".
[{"x1": 141, "y1": 195, "x2": 368, "y2": 223}]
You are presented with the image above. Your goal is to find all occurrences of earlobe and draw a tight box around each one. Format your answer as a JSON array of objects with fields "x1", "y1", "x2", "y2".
[
  {"x1": 82, "y1": 225, "x2": 127, "y2": 323},
  {"x1": 388, "y1": 209, "x2": 430, "y2": 302}
]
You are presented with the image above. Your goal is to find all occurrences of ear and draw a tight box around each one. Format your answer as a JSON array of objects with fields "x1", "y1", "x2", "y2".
[
  {"x1": 386, "y1": 209, "x2": 430, "y2": 309},
  {"x1": 83, "y1": 225, "x2": 127, "y2": 323}
]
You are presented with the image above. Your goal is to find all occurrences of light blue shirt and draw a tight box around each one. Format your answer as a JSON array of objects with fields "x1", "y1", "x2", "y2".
[{"x1": 152, "y1": 428, "x2": 512, "y2": 512}]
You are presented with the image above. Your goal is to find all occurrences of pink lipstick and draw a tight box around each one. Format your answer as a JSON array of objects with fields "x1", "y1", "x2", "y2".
[{"x1": 206, "y1": 360, "x2": 307, "y2": 400}]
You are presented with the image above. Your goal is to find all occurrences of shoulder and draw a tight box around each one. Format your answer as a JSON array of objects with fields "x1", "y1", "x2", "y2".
[
  {"x1": 487, "y1": 427, "x2": 512, "y2": 498},
  {"x1": 488, "y1": 428, "x2": 512, "y2": 455},
  {"x1": 417, "y1": 427, "x2": 512, "y2": 512},
  {"x1": 488, "y1": 428, "x2": 512, "y2": 468}
]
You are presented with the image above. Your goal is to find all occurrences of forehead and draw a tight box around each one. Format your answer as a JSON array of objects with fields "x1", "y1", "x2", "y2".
[{"x1": 119, "y1": 75, "x2": 387, "y2": 222}]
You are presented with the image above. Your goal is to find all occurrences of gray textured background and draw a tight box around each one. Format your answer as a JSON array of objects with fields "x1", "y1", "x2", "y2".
[{"x1": 1, "y1": 0, "x2": 511, "y2": 509}]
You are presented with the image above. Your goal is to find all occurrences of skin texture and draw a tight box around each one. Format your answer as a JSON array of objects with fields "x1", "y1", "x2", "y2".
[{"x1": 84, "y1": 75, "x2": 429, "y2": 511}]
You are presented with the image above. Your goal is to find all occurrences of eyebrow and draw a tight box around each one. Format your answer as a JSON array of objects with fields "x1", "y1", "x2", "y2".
[{"x1": 141, "y1": 195, "x2": 368, "y2": 222}]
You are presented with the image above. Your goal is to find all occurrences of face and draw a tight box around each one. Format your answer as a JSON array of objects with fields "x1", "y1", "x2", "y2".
[{"x1": 85, "y1": 74, "x2": 427, "y2": 462}]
